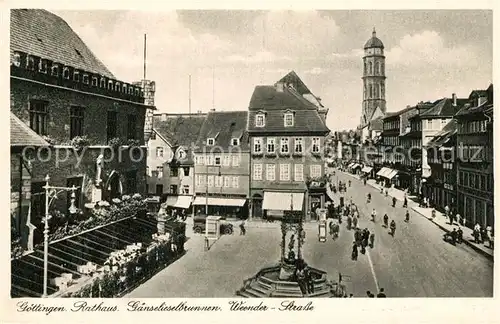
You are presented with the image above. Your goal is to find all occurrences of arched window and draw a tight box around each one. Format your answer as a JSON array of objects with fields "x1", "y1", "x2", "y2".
[
  {"x1": 381, "y1": 84, "x2": 385, "y2": 98},
  {"x1": 375, "y1": 62, "x2": 380, "y2": 75},
  {"x1": 364, "y1": 85, "x2": 367, "y2": 99},
  {"x1": 369, "y1": 85, "x2": 373, "y2": 98},
  {"x1": 381, "y1": 62, "x2": 385, "y2": 75},
  {"x1": 364, "y1": 62, "x2": 367, "y2": 75},
  {"x1": 369, "y1": 62, "x2": 373, "y2": 75}
]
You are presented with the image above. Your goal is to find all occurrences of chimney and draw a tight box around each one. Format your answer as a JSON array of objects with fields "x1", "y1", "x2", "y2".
[
  {"x1": 276, "y1": 82, "x2": 284, "y2": 92},
  {"x1": 161, "y1": 113, "x2": 167, "y2": 121},
  {"x1": 210, "y1": 108, "x2": 216, "y2": 112},
  {"x1": 197, "y1": 110, "x2": 202, "y2": 114},
  {"x1": 452, "y1": 93, "x2": 457, "y2": 106}
]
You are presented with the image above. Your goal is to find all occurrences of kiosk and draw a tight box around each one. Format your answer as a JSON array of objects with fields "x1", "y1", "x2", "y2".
[{"x1": 317, "y1": 208, "x2": 327, "y2": 242}]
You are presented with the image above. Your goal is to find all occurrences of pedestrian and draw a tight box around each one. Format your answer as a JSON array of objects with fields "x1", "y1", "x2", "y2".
[
  {"x1": 369, "y1": 233, "x2": 375, "y2": 248},
  {"x1": 450, "y1": 228, "x2": 457, "y2": 245},
  {"x1": 403, "y1": 196, "x2": 408, "y2": 208},
  {"x1": 456, "y1": 213, "x2": 461, "y2": 227},
  {"x1": 353, "y1": 216, "x2": 358, "y2": 229},
  {"x1": 296, "y1": 266, "x2": 307, "y2": 296},
  {"x1": 239, "y1": 220, "x2": 246, "y2": 235},
  {"x1": 351, "y1": 242, "x2": 358, "y2": 261},
  {"x1": 405, "y1": 209, "x2": 410, "y2": 222},
  {"x1": 366, "y1": 290, "x2": 375, "y2": 298},
  {"x1": 486, "y1": 225, "x2": 493, "y2": 248},
  {"x1": 474, "y1": 223, "x2": 481, "y2": 243},
  {"x1": 304, "y1": 265, "x2": 314, "y2": 294},
  {"x1": 456, "y1": 227, "x2": 463, "y2": 244},
  {"x1": 392, "y1": 197, "x2": 397, "y2": 208},
  {"x1": 445, "y1": 205, "x2": 450, "y2": 218},
  {"x1": 376, "y1": 288, "x2": 386, "y2": 297}
]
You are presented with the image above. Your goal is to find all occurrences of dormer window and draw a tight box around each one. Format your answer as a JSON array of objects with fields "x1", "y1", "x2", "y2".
[
  {"x1": 73, "y1": 70, "x2": 80, "y2": 82},
  {"x1": 51, "y1": 64, "x2": 59, "y2": 77},
  {"x1": 122, "y1": 84, "x2": 127, "y2": 93},
  {"x1": 207, "y1": 138, "x2": 215, "y2": 146},
  {"x1": 284, "y1": 112, "x2": 294, "y2": 127},
  {"x1": 82, "y1": 74, "x2": 89, "y2": 85},
  {"x1": 135, "y1": 88, "x2": 140, "y2": 96},
  {"x1": 91, "y1": 76, "x2": 98, "y2": 86},
  {"x1": 255, "y1": 113, "x2": 265, "y2": 127},
  {"x1": 115, "y1": 82, "x2": 121, "y2": 92},
  {"x1": 26, "y1": 56, "x2": 35, "y2": 70},
  {"x1": 128, "y1": 86, "x2": 134, "y2": 95},
  {"x1": 12, "y1": 52, "x2": 21, "y2": 67},
  {"x1": 231, "y1": 138, "x2": 240, "y2": 146},
  {"x1": 108, "y1": 80, "x2": 114, "y2": 90},
  {"x1": 38, "y1": 59, "x2": 48, "y2": 73},
  {"x1": 63, "y1": 67, "x2": 70, "y2": 79},
  {"x1": 100, "y1": 78, "x2": 106, "y2": 88}
]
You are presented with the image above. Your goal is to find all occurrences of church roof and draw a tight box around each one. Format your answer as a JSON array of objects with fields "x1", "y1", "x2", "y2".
[{"x1": 364, "y1": 28, "x2": 384, "y2": 49}]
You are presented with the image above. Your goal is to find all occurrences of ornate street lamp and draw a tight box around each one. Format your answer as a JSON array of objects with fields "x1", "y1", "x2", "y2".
[{"x1": 42, "y1": 174, "x2": 79, "y2": 298}]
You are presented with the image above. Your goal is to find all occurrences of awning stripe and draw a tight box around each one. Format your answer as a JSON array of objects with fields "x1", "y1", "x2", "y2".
[{"x1": 193, "y1": 197, "x2": 246, "y2": 207}]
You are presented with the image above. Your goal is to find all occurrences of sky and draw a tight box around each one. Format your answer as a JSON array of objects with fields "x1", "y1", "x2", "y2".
[{"x1": 54, "y1": 10, "x2": 492, "y2": 131}]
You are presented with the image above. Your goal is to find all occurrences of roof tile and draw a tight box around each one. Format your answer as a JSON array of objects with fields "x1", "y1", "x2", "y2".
[
  {"x1": 195, "y1": 111, "x2": 249, "y2": 152},
  {"x1": 10, "y1": 113, "x2": 50, "y2": 147}
]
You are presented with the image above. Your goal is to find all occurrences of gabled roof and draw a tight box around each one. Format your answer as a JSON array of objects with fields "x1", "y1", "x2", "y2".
[
  {"x1": 195, "y1": 111, "x2": 250, "y2": 152},
  {"x1": 277, "y1": 70, "x2": 312, "y2": 96},
  {"x1": 10, "y1": 113, "x2": 50, "y2": 147},
  {"x1": 456, "y1": 84, "x2": 494, "y2": 117},
  {"x1": 420, "y1": 98, "x2": 468, "y2": 118},
  {"x1": 10, "y1": 9, "x2": 115, "y2": 78},
  {"x1": 152, "y1": 113, "x2": 207, "y2": 148},
  {"x1": 368, "y1": 116, "x2": 384, "y2": 131},
  {"x1": 248, "y1": 85, "x2": 329, "y2": 134},
  {"x1": 427, "y1": 119, "x2": 458, "y2": 148}
]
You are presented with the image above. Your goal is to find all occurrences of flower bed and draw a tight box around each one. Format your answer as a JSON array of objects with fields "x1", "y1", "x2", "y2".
[{"x1": 59, "y1": 234, "x2": 180, "y2": 298}]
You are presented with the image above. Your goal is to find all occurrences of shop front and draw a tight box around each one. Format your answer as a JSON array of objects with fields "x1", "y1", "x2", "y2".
[
  {"x1": 193, "y1": 196, "x2": 248, "y2": 219},
  {"x1": 164, "y1": 195, "x2": 193, "y2": 217},
  {"x1": 262, "y1": 191, "x2": 305, "y2": 220},
  {"x1": 360, "y1": 166, "x2": 373, "y2": 179}
]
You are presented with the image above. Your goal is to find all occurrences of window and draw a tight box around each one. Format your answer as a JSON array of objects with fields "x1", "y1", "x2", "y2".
[
  {"x1": 108, "y1": 80, "x2": 114, "y2": 90},
  {"x1": 63, "y1": 67, "x2": 70, "y2": 79},
  {"x1": 294, "y1": 164, "x2": 304, "y2": 182},
  {"x1": 107, "y1": 111, "x2": 117, "y2": 142},
  {"x1": 29, "y1": 100, "x2": 48, "y2": 135},
  {"x1": 280, "y1": 137, "x2": 289, "y2": 154},
  {"x1": 155, "y1": 184, "x2": 163, "y2": 196},
  {"x1": 232, "y1": 155, "x2": 240, "y2": 166},
  {"x1": 223, "y1": 155, "x2": 231, "y2": 166},
  {"x1": 267, "y1": 138, "x2": 276, "y2": 153},
  {"x1": 156, "y1": 147, "x2": 164, "y2": 157},
  {"x1": 266, "y1": 164, "x2": 276, "y2": 181},
  {"x1": 115, "y1": 82, "x2": 121, "y2": 92},
  {"x1": 100, "y1": 78, "x2": 106, "y2": 88},
  {"x1": 231, "y1": 176, "x2": 239, "y2": 188},
  {"x1": 126, "y1": 170, "x2": 137, "y2": 194},
  {"x1": 195, "y1": 175, "x2": 203, "y2": 187},
  {"x1": 284, "y1": 113, "x2": 294, "y2": 127},
  {"x1": 255, "y1": 114, "x2": 265, "y2": 127},
  {"x1": 127, "y1": 114, "x2": 137, "y2": 140},
  {"x1": 73, "y1": 71, "x2": 80, "y2": 82},
  {"x1": 170, "y1": 185, "x2": 178, "y2": 194},
  {"x1": 82, "y1": 74, "x2": 89, "y2": 85},
  {"x1": 183, "y1": 167, "x2": 190, "y2": 177},
  {"x1": 310, "y1": 165, "x2": 322, "y2": 178},
  {"x1": 294, "y1": 137, "x2": 303, "y2": 154},
  {"x1": 122, "y1": 84, "x2": 127, "y2": 94},
  {"x1": 196, "y1": 155, "x2": 205, "y2": 165},
  {"x1": 207, "y1": 138, "x2": 215, "y2": 146},
  {"x1": 26, "y1": 56, "x2": 35, "y2": 70},
  {"x1": 426, "y1": 120, "x2": 432, "y2": 130},
  {"x1": 150, "y1": 131, "x2": 156, "y2": 140},
  {"x1": 279, "y1": 164, "x2": 290, "y2": 181},
  {"x1": 224, "y1": 176, "x2": 230, "y2": 188},
  {"x1": 231, "y1": 138, "x2": 240, "y2": 146},
  {"x1": 70, "y1": 106, "x2": 84, "y2": 139},
  {"x1": 156, "y1": 166, "x2": 163, "y2": 178},
  {"x1": 170, "y1": 167, "x2": 178, "y2": 177},
  {"x1": 253, "y1": 138, "x2": 263, "y2": 154},
  {"x1": 214, "y1": 155, "x2": 221, "y2": 166},
  {"x1": 312, "y1": 137, "x2": 321, "y2": 153},
  {"x1": 206, "y1": 155, "x2": 214, "y2": 166},
  {"x1": 51, "y1": 64, "x2": 59, "y2": 76},
  {"x1": 215, "y1": 176, "x2": 223, "y2": 187},
  {"x1": 253, "y1": 163, "x2": 263, "y2": 180},
  {"x1": 207, "y1": 176, "x2": 214, "y2": 187},
  {"x1": 91, "y1": 76, "x2": 98, "y2": 87}
]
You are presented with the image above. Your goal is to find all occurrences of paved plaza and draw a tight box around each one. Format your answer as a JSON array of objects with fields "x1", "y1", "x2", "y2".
[{"x1": 127, "y1": 170, "x2": 493, "y2": 298}]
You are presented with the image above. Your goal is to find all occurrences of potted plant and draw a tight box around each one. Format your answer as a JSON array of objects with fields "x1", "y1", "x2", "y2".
[{"x1": 71, "y1": 135, "x2": 90, "y2": 151}]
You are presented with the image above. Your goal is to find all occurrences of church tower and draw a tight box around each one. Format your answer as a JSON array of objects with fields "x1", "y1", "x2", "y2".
[{"x1": 361, "y1": 28, "x2": 386, "y2": 127}]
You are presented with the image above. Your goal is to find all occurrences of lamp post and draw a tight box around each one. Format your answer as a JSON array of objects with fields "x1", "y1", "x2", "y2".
[{"x1": 42, "y1": 174, "x2": 78, "y2": 298}]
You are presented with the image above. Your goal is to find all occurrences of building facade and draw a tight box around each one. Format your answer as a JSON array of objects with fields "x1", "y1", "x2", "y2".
[
  {"x1": 247, "y1": 72, "x2": 330, "y2": 221},
  {"x1": 10, "y1": 9, "x2": 152, "y2": 247},
  {"x1": 146, "y1": 113, "x2": 207, "y2": 206},
  {"x1": 455, "y1": 85, "x2": 493, "y2": 229},
  {"x1": 193, "y1": 111, "x2": 251, "y2": 219},
  {"x1": 361, "y1": 28, "x2": 386, "y2": 128}
]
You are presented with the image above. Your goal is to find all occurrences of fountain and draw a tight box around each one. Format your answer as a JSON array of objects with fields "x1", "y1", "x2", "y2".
[{"x1": 236, "y1": 194, "x2": 343, "y2": 298}]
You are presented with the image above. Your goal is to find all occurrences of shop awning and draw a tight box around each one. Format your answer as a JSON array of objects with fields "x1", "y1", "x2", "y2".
[
  {"x1": 347, "y1": 163, "x2": 354, "y2": 168},
  {"x1": 386, "y1": 169, "x2": 398, "y2": 180},
  {"x1": 381, "y1": 168, "x2": 394, "y2": 178},
  {"x1": 262, "y1": 192, "x2": 304, "y2": 211},
  {"x1": 193, "y1": 197, "x2": 247, "y2": 207},
  {"x1": 165, "y1": 195, "x2": 193, "y2": 209},
  {"x1": 352, "y1": 164, "x2": 362, "y2": 169},
  {"x1": 376, "y1": 167, "x2": 388, "y2": 177},
  {"x1": 361, "y1": 166, "x2": 373, "y2": 173}
]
